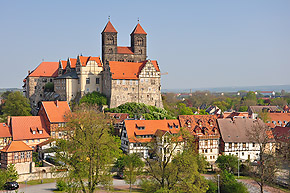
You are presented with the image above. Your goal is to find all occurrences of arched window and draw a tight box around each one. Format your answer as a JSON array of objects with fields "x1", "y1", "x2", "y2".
[
  {"x1": 137, "y1": 38, "x2": 143, "y2": 46},
  {"x1": 108, "y1": 48, "x2": 113, "y2": 54},
  {"x1": 139, "y1": 49, "x2": 142, "y2": 54},
  {"x1": 107, "y1": 36, "x2": 114, "y2": 44}
]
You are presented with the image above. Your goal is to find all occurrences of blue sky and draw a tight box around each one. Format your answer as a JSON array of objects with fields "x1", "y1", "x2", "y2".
[{"x1": 0, "y1": 0, "x2": 289, "y2": 89}]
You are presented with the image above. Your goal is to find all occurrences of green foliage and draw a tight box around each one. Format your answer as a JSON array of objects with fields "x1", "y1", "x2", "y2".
[
  {"x1": 206, "y1": 180, "x2": 218, "y2": 193},
  {"x1": 271, "y1": 97, "x2": 287, "y2": 107},
  {"x1": 198, "y1": 109, "x2": 209, "y2": 115},
  {"x1": 1, "y1": 91, "x2": 12, "y2": 100},
  {"x1": 107, "y1": 102, "x2": 176, "y2": 120},
  {"x1": 258, "y1": 111, "x2": 270, "y2": 123},
  {"x1": 212, "y1": 101, "x2": 230, "y2": 112},
  {"x1": 245, "y1": 91, "x2": 257, "y2": 101},
  {"x1": 79, "y1": 91, "x2": 107, "y2": 106},
  {"x1": 0, "y1": 169, "x2": 6, "y2": 190},
  {"x1": 1, "y1": 91, "x2": 31, "y2": 120},
  {"x1": 177, "y1": 103, "x2": 194, "y2": 115},
  {"x1": 44, "y1": 82, "x2": 54, "y2": 92},
  {"x1": 123, "y1": 153, "x2": 144, "y2": 191},
  {"x1": 55, "y1": 105, "x2": 121, "y2": 193},
  {"x1": 0, "y1": 164, "x2": 19, "y2": 189},
  {"x1": 56, "y1": 179, "x2": 68, "y2": 191},
  {"x1": 219, "y1": 170, "x2": 248, "y2": 193},
  {"x1": 216, "y1": 154, "x2": 239, "y2": 174},
  {"x1": 239, "y1": 106, "x2": 248, "y2": 112}
]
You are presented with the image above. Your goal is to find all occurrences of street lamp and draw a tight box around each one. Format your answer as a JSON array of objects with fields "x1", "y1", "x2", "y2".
[{"x1": 217, "y1": 174, "x2": 220, "y2": 193}]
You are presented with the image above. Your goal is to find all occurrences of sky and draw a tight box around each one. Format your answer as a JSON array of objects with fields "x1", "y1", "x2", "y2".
[{"x1": 0, "y1": 0, "x2": 289, "y2": 90}]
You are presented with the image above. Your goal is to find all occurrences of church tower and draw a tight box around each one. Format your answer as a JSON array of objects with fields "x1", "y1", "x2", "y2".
[
  {"x1": 130, "y1": 23, "x2": 147, "y2": 62},
  {"x1": 102, "y1": 21, "x2": 118, "y2": 64}
]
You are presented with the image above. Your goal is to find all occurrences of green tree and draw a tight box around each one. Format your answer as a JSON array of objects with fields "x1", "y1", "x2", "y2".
[
  {"x1": 79, "y1": 91, "x2": 107, "y2": 106},
  {"x1": 1, "y1": 91, "x2": 31, "y2": 121},
  {"x1": 212, "y1": 101, "x2": 229, "y2": 112},
  {"x1": 55, "y1": 105, "x2": 121, "y2": 193},
  {"x1": 219, "y1": 170, "x2": 248, "y2": 193},
  {"x1": 198, "y1": 109, "x2": 209, "y2": 115},
  {"x1": 123, "y1": 153, "x2": 144, "y2": 192},
  {"x1": 239, "y1": 106, "x2": 248, "y2": 112},
  {"x1": 271, "y1": 97, "x2": 287, "y2": 108},
  {"x1": 216, "y1": 154, "x2": 239, "y2": 174},
  {"x1": 177, "y1": 103, "x2": 194, "y2": 115},
  {"x1": 107, "y1": 102, "x2": 175, "y2": 120},
  {"x1": 44, "y1": 82, "x2": 54, "y2": 92}
]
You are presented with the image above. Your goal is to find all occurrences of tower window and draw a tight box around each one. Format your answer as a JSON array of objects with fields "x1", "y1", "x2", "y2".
[
  {"x1": 137, "y1": 38, "x2": 143, "y2": 46},
  {"x1": 86, "y1": 78, "x2": 90, "y2": 84},
  {"x1": 107, "y1": 36, "x2": 114, "y2": 44},
  {"x1": 139, "y1": 49, "x2": 142, "y2": 54},
  {"x1": 108, "y1": 48, "x2": 113, "y2": 54}
]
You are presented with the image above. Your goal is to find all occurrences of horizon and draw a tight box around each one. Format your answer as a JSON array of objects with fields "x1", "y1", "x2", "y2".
[{"x1": 1, "y1": 1, "x2": 289, "y2": 89}]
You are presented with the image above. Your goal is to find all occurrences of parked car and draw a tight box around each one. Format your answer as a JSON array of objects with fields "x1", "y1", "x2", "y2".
[{"x1": 4, "y1": 181, "x2": 19, "y2": 190}]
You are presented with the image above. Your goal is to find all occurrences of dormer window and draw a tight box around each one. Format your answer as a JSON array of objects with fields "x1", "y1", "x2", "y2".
[
  {"x1": 39, "y1": 130, "x2": 43, "y2": 134},
  {"x1": 31, "y1": 127, "x2": 37, "y2": 134},
  {"x1": 168, "y1": 123, "x2": 173, "y2": 129},
  {"x1": 174, "y1": 124, "x2": 179, "y2": 129}
]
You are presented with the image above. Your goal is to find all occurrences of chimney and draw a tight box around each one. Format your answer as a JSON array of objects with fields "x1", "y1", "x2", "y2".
[
  {"x1": 55, "y1": 100, "x2": 59, "y2": 107},
  {"x1": 28, "y1": 70, "x2": 31, "y2": 74},
  {"x1": 7, "y1": 116, "x2": 11, "y2": 126}
]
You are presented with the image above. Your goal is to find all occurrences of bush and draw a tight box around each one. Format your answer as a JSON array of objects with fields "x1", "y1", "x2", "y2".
[
  {"x1": 207, "y1": 180, "x2": 218, "y2": 193},
  {"x1": 79, "y1": 91, "x2": 107, "y2": 106},
  {"x1": 56, "y1": 180, "x2": 68, "y2": 191},
  {"x1": 44, "y1": 82, "x2": 54, "y2": 92}
]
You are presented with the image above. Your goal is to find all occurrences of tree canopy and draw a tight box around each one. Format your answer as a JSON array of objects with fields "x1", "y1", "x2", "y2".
[
  {"x1": 106, "y1": 102, "x2": 176, "y2": 120},
  {"x1": 55, "y1": 105, "x2": 121, "y2": 193},
  {"x1": 79, "y1": 91, "x2": 107, "y2": 106}
]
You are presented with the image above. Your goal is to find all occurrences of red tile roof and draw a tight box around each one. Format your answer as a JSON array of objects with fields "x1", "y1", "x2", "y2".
[
  {"x1": 10, "y1": 116, "x2": 50, "y2": 140},
  {"x1": 1, "y1": 141, "x2": 32, "y2": 152},
  {"x1": 0, "y1": 123, "x2": 12, "y2": 138},
  {"x1": 178, "y1": 115, "x2": 219, "y2": 136},
  {"x1": 78, "y1": 56, "x2": 102, "y2": 67},
  {"x1": 222, "y1": 112, "x2": 249, "y2": 119},
  {"x1": 266, "y1": 112, "x2": 290, "y2": 128},
  {"x1": 124, "y1": 119, "x2": 180, "y2": 143},
  {"x1": 69, "y1": 58, "x2": 77, "y2": 68},
  {"x1": 102, "y1": 21, "x2": 117, "y2": 33},
  {"x1": 109, "y1": 60, "x2": 160, "y2": 80},
  {"x1": 273, "y1": 126, "x2": 290, "y2": 142},
  {"x1": 40, "y1": 101, "x2": 71, "y2": 123},
  {"x1": 108, "y1": 113, "x2": 130, "y2": 124},
  {"x1": 131, "y1": 23, "x2": 147, "y2": 35},
  {"x1": 60, "y1": 60, "x2": 68, "y2": 69},
  {"x1": 117, "y1": 47, "x2": 134, "y2": 54},
  {"x1": 28, "y1": 62, "x2": 59, "y2": 77}
]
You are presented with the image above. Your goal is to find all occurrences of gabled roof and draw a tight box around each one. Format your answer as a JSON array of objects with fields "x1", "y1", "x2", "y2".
[
  {"x1": 28, "y1": 62, "x2": 59, "y2": 77},
  {"x1": 124, "y1": 119, "x2": 180, "y2": 143},
  {"x1": 102, "y1": 21, "x2": 117, "y2": 33},
  {"x1": 178, "y1": 115, "x2": 219, "y2": 136},
  {"x1": 131, "y1": 23, "x2": 147, "y2": 35},
  {"x1": 78, "y1": 56, "x2": 102, "y2": 67},
  {"x1": 0, "y1": 123, "x2": 12, "y2": 138},
  {"x1": 59, "y1": 60, "x2": 68, "y2": 70},
  {"x1": 266, "y1": 112, "x2": 290, "y2": 128},
  {"x1": 1, "y1": 141, "x2": 33, "y2": 153},
  {"x1": 222, "y1": 112, "x2": 249, "y2": 119},
  {"x1": 68, "y1": 58, "x2": 77, "y2": 68},
  {"x1": 109, "y1": 60, "x2": 160, "y2": 80},
  {"x1": 108, "y1": 113, "x2": 130, "y2": 124},
  {"x1": 117, "y1": 47, "x2": 134, "y2": 54},
  {"x1": 217, "y1": 118, "x2": 266, "y2": 143},
  {"x1": 40, "y1": 101, "x2": 71, "y2": 123},
  {"x1": 249, "y1": 106, "x2": 280, "y2": 114},
  {"x1": 10, "y1": 116, "x2": 50, "y2": 140}
]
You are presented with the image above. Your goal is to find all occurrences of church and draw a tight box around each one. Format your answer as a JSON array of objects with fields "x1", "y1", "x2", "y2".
[{"x1": 23, "y1": 21, "x2": 163, "y2": 110}]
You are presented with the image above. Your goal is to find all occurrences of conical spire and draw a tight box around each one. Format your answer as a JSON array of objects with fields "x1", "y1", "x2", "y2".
[
  {"x1": 131, "y1": 23, "x2": 147, "y2": 35},
  {"x1": 102, "y1": 21, "x2": 117, "y2": 33}
]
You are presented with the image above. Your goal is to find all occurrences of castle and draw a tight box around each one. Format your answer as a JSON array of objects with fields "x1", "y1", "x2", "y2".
[{"x1": 23, "y1": 21, "x2": 163, "y2": 112}]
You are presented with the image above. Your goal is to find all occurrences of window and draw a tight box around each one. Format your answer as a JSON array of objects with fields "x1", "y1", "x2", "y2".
[
  {"x1": 27, "y1": 152, "x2": 31, "y2": 158},
  {"x1": 86, "y1": 78, "x2": 90, "y2": 84},
  {"x1": 137, "y1": 38, "x2": 143, "y2": 46},
  {"x1": 252, "y1": 143, "x2": 255, "y2": 147},
  {"x1": 242, "y1": 152, "x2": 244, "y2": 156},
  {"x1": 20, "y1": 152, "x2": 25, "y2": 159},
  {"x1": 78, "y1": 79, "x2": 80, "y2": 84},
  {"x1": 122, "y1": 80, "x2": 126, "y2": 85},
  {"x1": 117, "y1": 80, "x2": 120, "y2": 84},
  {"x1": 39, "y1": 130, "x2": 43, "y2": 134},
  {"x1": 210, "y1": 140, "x2": 213, "y2": 146},
  {"x1": 32, "y1": 139, "x2": 34, "y2": 143},
  {"x1": 14, "y1": 152, "x2": 18, "y2": 160},
  {"x1": 243, "y1": 143, "x2": 246, "y2": 148},
  {"x1": 130, "y1": 80, "x2": 133, "y2": 85},
  {"x1": 108, "y1": 48, "x2": 113, "y2": 54},
  {"x1": 107, "y1": 36, "x2": 114, "y2": 44},
  {"x1": 26, "y1": 140, "x2": 29, "y2": 143},
  {"x1": 234, "y1": 143, "x2": 238, "y2": 148},
  {"x1": 96, "y1": 78, "x2": 100, "y2": 84},
  {"x1": 32, "y1": 131, "x2": 36, "y2": 134},
  {"x1": 229, "y1": 143, "x2": 232, "y2": 148},
  {"x1": 52, "y1": 132, "x2": 55, "y2": 136}
]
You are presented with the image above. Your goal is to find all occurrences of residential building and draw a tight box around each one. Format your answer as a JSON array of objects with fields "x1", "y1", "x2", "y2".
[
  {"x1": 218, "y1": 118, "x2": 267, "y2": 162},
  {"x1": 120, "y1": 120, "x2": 182, "y2": 159},
  {"x1": 266, "y1": 111, "x2": 290, "y2": 128},
  {"x1": 222, "y1": 111, "x2": 249, "y2": 119},
  {"x1": 178, "y1": 115, "x2": 220, "y2": 163},
  {"x1": 0, "y1": 123, "x2": 12, "y2": 150},
  {"x1": 0, "y1": 141, "x2": 33, "y2": 174},
  {"x1": 108, "y1": 113, "x2": 130, "y2": 136},
  {"x1": 272, "y1": 126, "x2": 290, "y2": 157},
  {"x1": 9, "y1": 116, "x2": 50, "y2": 149},
  {"x1": 248, "y1": 105, "x2": 280, "y2": 119},
  {"x1": 38, "y1": 101, "x2": 71, "y2": 138},
  {"x1": 206, "y1": 106, "x2": 222, "y2": 115}
]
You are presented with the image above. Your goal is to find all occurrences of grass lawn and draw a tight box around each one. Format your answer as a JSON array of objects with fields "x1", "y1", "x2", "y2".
[{"x1": 20, "y1": 178, "x2": 58, "y2": 185}]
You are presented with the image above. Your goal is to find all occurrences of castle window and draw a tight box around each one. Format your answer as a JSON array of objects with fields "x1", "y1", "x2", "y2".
[
  {"x1": 86, "y1": 78, "x2": 90, "y2": 84},
  {"x1": 108, "y1": 48, "x2": 113, "y2": 54},
  {"x1": 139, "y1": 49, "x2": 142, "y2": 54},
  {"x1": 96, "y1": 78, "x2": 100, "y2": 84}
]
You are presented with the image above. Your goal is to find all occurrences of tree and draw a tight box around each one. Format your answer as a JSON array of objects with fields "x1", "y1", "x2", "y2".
[
  {"x1": 219, "y1": 170, "x2": 248, "y2": 193},
  {"x1": 55, "y1": 105, "x2": 121, "y2": 193},
  {"x1": 44, "y1": 82, "x2": 54, "y2": 92},
  {"x1": 216, "y1": 154, "x2": 239, "y2": 174},
  {"x1": 0, "y1": 164, "x2": 19, "y2": 189},
  {"x1": 1, "y1": 91, "x2": 31, "y2": 121},
  {"x1": 247, "y1": 120, "x2": 278, "y2": 193},
  {"x1": 177, "y1": 103, "x2": 193, "y2": 115},
  {"x1": 239, "y1": 106, "x2": 248, "y2": 112},
  {"x1": 142, "y1": 130, "x2": 208, "y2": 192},
  {"x1": 271, "y1": 98, "x2": 287, "y2": 108},
  {"x1": 79, "y1": 91, "x2": 108, "y2": 106},
  {"x1": 123, "y1": 153, "x2": 144, "y2": 192}
]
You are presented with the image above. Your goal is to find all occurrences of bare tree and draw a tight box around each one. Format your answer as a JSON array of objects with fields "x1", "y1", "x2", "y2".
[{"x1": 247, "y1": 120, "x2": 279, "y2": 193}]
